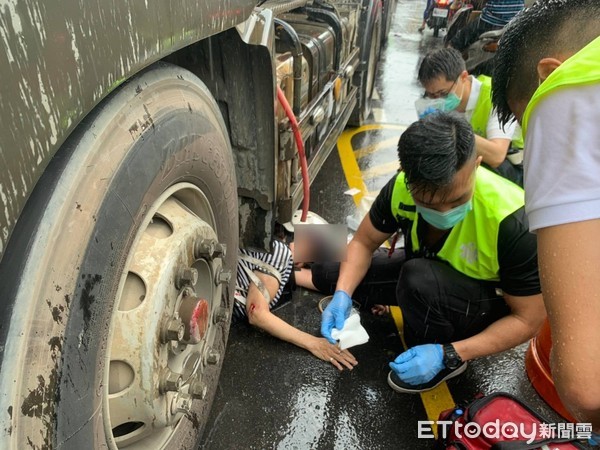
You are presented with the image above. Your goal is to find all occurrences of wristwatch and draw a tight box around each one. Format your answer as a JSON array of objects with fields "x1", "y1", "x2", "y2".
[{"x1": 442, "y1": 344, "x2": 463, "y2": 370}]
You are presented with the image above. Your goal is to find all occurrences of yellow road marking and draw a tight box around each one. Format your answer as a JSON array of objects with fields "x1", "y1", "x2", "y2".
[
  {"x1": 354, "y1": 135, "x2": 402, "y2": 160},
  {"x1": 337, "y1": 132, "x2": 370, "y2": 207},
  {"x1": 390, "y1": 306, "x2": 455, "y2": 438},
  {"x1": 360, "y1": 161, "x2": 400, "y2": 180},
  {"x1": 337, "y1": 124, "x2": 456, "y2": 437},
  {"x1": 337, "y1": 124, "x2": 406, "y2": 206}
]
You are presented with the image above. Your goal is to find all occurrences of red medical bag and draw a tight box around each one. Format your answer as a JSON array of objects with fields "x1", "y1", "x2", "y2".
[{"x1": 434, "y1": 392, "x2": 587, "y2": 449}]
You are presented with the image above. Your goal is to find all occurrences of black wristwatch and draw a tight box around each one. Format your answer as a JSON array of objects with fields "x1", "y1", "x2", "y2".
[{"x1": 442, "y1": 344, "x2": 463, "y2": 370}]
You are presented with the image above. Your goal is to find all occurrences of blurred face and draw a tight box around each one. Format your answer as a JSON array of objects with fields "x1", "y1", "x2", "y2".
[{"x1": 410, "y1": 156, "x2": 481, "y2": 213}]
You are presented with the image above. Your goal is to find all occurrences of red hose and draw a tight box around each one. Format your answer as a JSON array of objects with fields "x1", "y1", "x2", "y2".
[{"x1": 277, "y1": 85, "x2": 310, "y2": 222}]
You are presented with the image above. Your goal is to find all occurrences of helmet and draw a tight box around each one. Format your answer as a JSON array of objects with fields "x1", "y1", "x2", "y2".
[{"x1": 282, "y1": 210, "x2": 329, "y2": 233}]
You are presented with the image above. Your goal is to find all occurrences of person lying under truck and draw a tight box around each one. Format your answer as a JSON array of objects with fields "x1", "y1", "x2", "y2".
[
  {"x1": 319, "y1": 112, "x2": 546, "y2": 393},
  {"x1": 417, "y1": 47, "x2": 524, "y2": 186},
  {"x1": 234, "y1": 238, "x2": 357, "y2": 371}
]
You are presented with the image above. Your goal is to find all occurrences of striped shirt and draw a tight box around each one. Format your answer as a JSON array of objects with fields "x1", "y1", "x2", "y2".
[
  {"x1": 233, "y1": 240, "x2": 293, "y2": 322},
  {"x1": 481, "y1": 0, "x2": 524, "y2": 27}
]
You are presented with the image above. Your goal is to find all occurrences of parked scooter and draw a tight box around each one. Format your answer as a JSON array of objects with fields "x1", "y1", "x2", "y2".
[
  {"x1": 426, "y1": 0, "x2": 452, "y2": 37},
  {"x1": 465, "y1": 28, "x2": 503, "y2": 75},
  {"x1": 444, "y1": 0, "x2": 502, "y2": 76},
  {"x1": 444, "y1": 2, "x2": 476, "y2": 45}
]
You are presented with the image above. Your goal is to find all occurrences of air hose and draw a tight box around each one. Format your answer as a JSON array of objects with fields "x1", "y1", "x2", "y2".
[{"x1": 277, "y1": 85, "x2": 310, "y2": 222}]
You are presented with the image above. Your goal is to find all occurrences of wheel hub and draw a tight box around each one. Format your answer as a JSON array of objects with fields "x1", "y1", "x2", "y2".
[{"x1": 103, "y1": 184, "x2": 230, "y2": 449}]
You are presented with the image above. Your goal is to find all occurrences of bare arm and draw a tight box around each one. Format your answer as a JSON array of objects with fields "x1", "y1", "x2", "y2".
[
  {"x1": 336, "y1": 214, "x2": 392, "y2": 296},
  {"x1": 474, "y1": 135, "x2": 511, "y2": 169},
  {"x1": 245, "y1": 271, "x2": 357, "y2": 370},
  {"x1": 452, "y1": 292, "x2": 546, "y2": 361},
  {"x1": 537, "y1": 220, "x2": 600, "y2": 429}
]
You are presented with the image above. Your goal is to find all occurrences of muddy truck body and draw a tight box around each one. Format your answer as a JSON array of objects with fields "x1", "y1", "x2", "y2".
[{"x1": 0, "y1": 0, "x2": 395, "y2": 448}]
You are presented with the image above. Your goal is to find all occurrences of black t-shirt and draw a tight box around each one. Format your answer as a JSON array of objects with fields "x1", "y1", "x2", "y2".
[{"x1": 369, "y1": 174, "x2": 541, "y2": 297}]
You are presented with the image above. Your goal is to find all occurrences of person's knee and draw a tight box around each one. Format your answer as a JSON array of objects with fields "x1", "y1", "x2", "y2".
[
  {"x1": 310, "y1": 261, "x2": 340, "y2": 294},
  {"x1": 396, "y1": 259, "x2": 437, "y2": 309}
]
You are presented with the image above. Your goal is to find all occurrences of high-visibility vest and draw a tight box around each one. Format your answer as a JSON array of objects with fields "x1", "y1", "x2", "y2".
[
  {"x1": 390, "y1": 167, "x2": 524, "y2": 281},
  {"x1": 471, "y1": 75, "x2": 524, "y2": 149},
  {"x1": 522, "y1": 35, "x2": 600, "y2": 136}
]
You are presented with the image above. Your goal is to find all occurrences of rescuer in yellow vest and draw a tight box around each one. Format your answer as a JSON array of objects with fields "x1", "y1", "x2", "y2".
[
  {"x1": 416, "y1": 47, "x2": 524, "y2": 186},
  {"x1": 319, "y1": 113, "x2": 546, "y2": 393},
  {"x1": 491, "y1": 0, "x2": 600, "y2": 439}
]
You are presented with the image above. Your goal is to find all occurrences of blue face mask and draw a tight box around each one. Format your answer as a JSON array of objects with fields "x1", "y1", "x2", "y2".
[{"x1": 416, "y1": 199, "x2": 473, "y2": 230}]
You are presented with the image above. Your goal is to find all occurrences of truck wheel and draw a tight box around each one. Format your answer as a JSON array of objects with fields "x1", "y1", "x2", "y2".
[
  {"x1": 348, "y1": 0, "x2": 383, "y2": 127},
  {"x1": 381, "y1": 0, "x2": 396, "y2": 46},
  {"x1": 0, "y1": 62, "x2": 238, "y2": 449}
]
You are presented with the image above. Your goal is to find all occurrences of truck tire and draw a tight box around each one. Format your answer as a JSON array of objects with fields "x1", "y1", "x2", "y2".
[
  {"x1": 348, "y1": 0, "x2": 383, "y2": 127},
  {"x1": 381, "y1": 0, "x2": 396, "y2": 45},
  {"x1": 0, "y1": 62, "x2": 238, "y2": 449}
]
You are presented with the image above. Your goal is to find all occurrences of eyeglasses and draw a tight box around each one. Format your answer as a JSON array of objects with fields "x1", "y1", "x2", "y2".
[{"x1": 423, "y1": 78, "x2": 458, "y2": 99}]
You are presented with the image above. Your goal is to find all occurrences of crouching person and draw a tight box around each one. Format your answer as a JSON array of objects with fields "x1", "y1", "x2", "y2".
[
  {"x1": 320, "y1": 112, "x2": 546, "y2": 392},
  {"x1": 234, "y1": 240, "x2": 357, "y2": 371}
]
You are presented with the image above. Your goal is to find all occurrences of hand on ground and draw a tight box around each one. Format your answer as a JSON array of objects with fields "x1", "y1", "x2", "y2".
[{"x1": 309, "y1": 337, "x2": 357, "y2": 371}]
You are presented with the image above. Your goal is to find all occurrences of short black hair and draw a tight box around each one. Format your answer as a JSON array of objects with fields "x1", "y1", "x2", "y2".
[
  {"x1": 418, "y1": 48, "x2": 466, "y2": 84},
  {"x1": 492, "y1": 0, "x2": 600, "y2": 125},
  {"x1": 398, "y1": 112, "x2": 475, "y2": 200}
]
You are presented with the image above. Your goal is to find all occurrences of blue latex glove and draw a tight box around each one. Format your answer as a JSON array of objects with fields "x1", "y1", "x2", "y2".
[
  {"x1": 389, "y1": 344, "x2": 444, "y2": 385},
  {"x1": 321, "y1": 290, "x2": 352, "y2": 344}
]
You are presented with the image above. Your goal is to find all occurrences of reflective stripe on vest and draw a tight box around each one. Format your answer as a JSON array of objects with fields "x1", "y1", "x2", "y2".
[
  {"x1": 390, "y1": 167, "x2": 524, "y2": 281},
  {"x1": 522, "y1": 35, "x2": 600, "y2": 136},
  {"x1": 471, "y1": 75, "x2": 524, "y2": 149}
]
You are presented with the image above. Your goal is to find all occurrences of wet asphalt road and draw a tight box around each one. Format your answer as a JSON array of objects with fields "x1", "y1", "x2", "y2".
[{"x1": 200, "y1": 1, "x2": 570, "y2": 449}]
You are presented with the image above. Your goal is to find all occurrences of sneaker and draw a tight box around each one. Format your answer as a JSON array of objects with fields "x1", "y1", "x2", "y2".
[{"x1": 387, "y1": 362, "x2": 468, "y2": 394}]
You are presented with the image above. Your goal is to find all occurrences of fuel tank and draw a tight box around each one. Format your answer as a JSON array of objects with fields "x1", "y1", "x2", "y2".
[{"x1": 277, "y1": 13, "x2": 343, "y2": 102}]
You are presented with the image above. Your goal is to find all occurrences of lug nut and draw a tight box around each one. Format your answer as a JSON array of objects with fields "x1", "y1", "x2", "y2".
[
  {"x1": 176, "y1": 267, "x2": 198, "y2": 289},
  {"x1": 175, "y1": 394, "x2": 192, "y2": 414},
  {"x1": 215, "y1": 268, "x2": 232, "y2": 286},
  {"x1": 195, "y1": 239, "x2": 216, "y2": 259},
  {"x1": 206, "y1": 349, "x2": 220, "y2": 365},
  {"x1": 161, "y1": 370, "x2": 183, "y2": 393},
  {"x1": 213, "y1": 243, "x2": 227, "y2": 259},
  {"x1": 189, "y1": 379, "x2": 208, "y2": 400},
  {"x1": 213, "y1": 306, "x2": 230, "y2": 324},
  {"x1": 162, "y1": 317, "x2": 185, "y2": 343}
]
